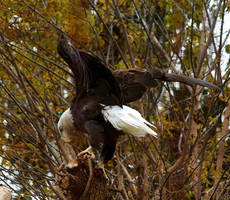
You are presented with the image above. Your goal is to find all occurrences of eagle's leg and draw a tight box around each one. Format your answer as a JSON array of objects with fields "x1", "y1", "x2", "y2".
[
  {"x1": 77, "y1": 146, "x2": 95, "y2": 159},
  {"x1": 97, "y1": 133, "x2": 119, "y2": 180},
  {"x1": 83, "y1": 120, "x2": 104, "y2": 159},
  {"x1": 98, "y1": 159, "x2": 109, "y2": 180},
  {"x1": 83, "y1": 120, "x2": 110, "y2": 179}
]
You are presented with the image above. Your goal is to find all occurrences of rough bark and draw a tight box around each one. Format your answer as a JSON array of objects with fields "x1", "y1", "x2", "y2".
[
  {"x1": 190, "y1": 88, "x2": 201, "y2": 200},
  {"x1": 192, "y1": 6, "x2": 206, "y2": 200},
  {"x1": 214, "y1": 103, "x2": 230, "y2": 198},
  {"x1": 203, "y1": 103, "x2": 230, "y2": 200},
  {"x1": 56, "y1": 156, "x2": 110, "y2": 200}
]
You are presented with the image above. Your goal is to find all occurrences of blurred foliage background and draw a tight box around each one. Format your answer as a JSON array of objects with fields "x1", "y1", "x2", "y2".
[{"x1": 0, "y1": 0, "x2": 230, "y2": 199}]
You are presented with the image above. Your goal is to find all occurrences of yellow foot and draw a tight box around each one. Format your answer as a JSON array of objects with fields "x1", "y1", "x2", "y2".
[
  {"x1": 77, "y1": 146, "x2": 95, "y2": 160},
  {"x1": 98, "y1": 161, "x2": 109, "y2": 180}
]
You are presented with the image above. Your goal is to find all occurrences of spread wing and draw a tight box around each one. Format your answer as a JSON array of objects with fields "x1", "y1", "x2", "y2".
[
  {"x1": 113, "y1": 68, "x2": 221, "y2": 103},
  {"x1": 57, "y1": 34, "x2": 220, "y2": 105},
  {"x1": 57, "y1": 34, "x2": 123, "y2": 105}
]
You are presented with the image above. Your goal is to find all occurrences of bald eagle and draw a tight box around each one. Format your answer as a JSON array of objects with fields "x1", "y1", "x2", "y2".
[
  {"x1": 57, "y1": 34, "x2": 220, "y2": 166},
  {"x1": 57, "y1": 34, "x2": 159, "y2": 164}
]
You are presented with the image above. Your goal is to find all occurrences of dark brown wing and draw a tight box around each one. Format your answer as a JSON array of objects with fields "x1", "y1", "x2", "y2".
[
  {"x1": 112, "y1": 68, "x2": 158, "y2": 103},
  {"x1": 162, "y1": 73, "x2": 221, "y2": 90},
  {"x1": 57, "y1": 34, "x2": 220, "y2": 105},
  {"x1": 57, "y1": 34, "x2": 89, "y2": 94},
  {"x1": 79, "y1": 50, "x2": 123, "y2": 104},
  {"x1": 57, "y1": 34, "x2": 123, "y2": 105},
  {"x1": 113, "y1": 68, "x2": 221, "y2": 103}
]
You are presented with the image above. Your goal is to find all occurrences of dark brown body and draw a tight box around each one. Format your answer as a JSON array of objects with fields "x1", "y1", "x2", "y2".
[{"x1": 71, "y1": 95, "x2": 122, "y2": 163}]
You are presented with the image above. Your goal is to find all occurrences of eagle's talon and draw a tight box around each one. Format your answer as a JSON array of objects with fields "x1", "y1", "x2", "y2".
[
  {"x1": 97, "y1": 160, "x2": 109, "y2": 180},
  {"x1": 77, "y1": 146, "x2": 95, "y2": 160}
]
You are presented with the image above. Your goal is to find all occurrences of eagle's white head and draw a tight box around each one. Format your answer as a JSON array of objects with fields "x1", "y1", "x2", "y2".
[{"x1": 58, "y1": 108, "x2": 76, "y2": 143}]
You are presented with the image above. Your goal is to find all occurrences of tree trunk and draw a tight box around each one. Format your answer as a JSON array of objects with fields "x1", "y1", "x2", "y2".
[{"x1": 56, "y1": 156, "x2": 110, "y2": 200}]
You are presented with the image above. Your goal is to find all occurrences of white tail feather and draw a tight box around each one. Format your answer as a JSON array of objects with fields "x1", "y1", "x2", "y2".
[{"x1": 101, "y1": 105, "x2": 157, "y2": 137}]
